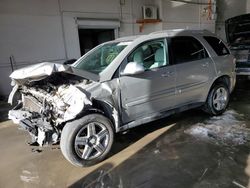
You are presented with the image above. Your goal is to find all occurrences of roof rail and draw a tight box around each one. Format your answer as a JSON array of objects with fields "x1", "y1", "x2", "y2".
[
  {"x1": 149, "y1": 29, "x2": 212, "y2": 35},
  {"x1": 149, "y1": 29, "x2": 185, "y2": 35}
]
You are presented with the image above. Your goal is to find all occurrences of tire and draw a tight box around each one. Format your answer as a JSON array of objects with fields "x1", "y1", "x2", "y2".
[
  {"x1": 60, "y1": 114, "x2": 114, "y2": 167},
  {"x1": 203, "y1": 82, "x2": 230, "y2": 116}
]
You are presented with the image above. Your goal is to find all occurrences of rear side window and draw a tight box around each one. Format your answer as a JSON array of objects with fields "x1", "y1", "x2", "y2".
[
  {"x1": 171, "y1": 36, "x2": 208, "y2": 64},
  {"x1": 204, "y1": 36, "x2": 230, "y2": 56}
]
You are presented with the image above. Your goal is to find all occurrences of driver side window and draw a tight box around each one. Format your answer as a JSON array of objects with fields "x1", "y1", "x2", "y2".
[{"x1": 128, "y1": 39, "x2": 168, "y2": 70}]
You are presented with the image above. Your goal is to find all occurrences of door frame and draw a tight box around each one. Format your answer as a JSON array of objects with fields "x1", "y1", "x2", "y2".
[
  {"x1": 77, "y1": 19, "x2": 120, "y2": 39},
  {"x1": 118, "y1": 38, "x2": 176, "y2": 124}
]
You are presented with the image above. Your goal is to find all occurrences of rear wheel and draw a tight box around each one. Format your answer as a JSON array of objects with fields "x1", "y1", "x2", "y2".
[
  {"x1": 203, "y1": 83, "x2": 230, "y2": 115},
  {"x1": 60, "y1": 114, "x2": 114, "y2": 167}
]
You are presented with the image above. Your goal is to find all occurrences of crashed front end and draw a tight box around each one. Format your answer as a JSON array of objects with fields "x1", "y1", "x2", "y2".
[{"x1": 8, "y1": 63, "x2": 93, "y2": 146}]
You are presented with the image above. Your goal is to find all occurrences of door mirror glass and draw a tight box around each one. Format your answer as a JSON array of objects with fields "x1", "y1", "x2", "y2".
[{"x1": 121, "y1": 61, "x2": 145, "y2": 76}]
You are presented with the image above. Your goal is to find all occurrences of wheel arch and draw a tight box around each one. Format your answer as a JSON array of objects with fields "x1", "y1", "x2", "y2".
[
  {"x1": 212, "y1": 75, "x2": 231, "y2": 89},
  {"x1": 83, "y1": 99, "x2": 120, "y2": 132},
  {"x1": 205, "y1": 75, "x2": 231, "y2": 101}
]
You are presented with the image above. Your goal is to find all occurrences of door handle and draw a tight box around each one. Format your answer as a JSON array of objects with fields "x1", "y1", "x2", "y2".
[
  {"x1": 202, "y1": 62, "x2": 209, "y2": 67},
  {"x1": 161, "y1": 71, "x2": 174, "y2": 77}
]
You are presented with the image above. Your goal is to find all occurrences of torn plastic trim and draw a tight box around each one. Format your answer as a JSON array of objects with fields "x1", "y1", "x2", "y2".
[
  {"x1": 101, "y1": 101, "x2": 119, "y2": 132},
  {"x1": 8, "y1": 84, "x2": 19, "y2": 105}
]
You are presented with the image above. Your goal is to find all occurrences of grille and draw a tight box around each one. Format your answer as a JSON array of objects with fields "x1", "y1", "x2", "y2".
[{"x1": 23, "y1": 96, "x2": 42, "y2": 112}]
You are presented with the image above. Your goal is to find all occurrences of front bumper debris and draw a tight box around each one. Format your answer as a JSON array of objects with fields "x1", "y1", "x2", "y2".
[
  {"x1": 8, "y1": 110, "x2": 32, "y2": 124},
  {"x1": 9, "y1": 109, "x2": 59, "y2": 146}
]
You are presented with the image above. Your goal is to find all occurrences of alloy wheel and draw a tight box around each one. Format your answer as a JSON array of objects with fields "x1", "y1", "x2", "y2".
[
  {"x1": 74, "y1": 122, "x2": 109, "y2": 160},
  {"x1": 212, "y1": 87, "x2": 228, "y2": 111}
]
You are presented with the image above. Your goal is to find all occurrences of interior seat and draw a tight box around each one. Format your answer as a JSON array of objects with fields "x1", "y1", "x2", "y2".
[
  {"x1": 133, "y1": 50, "x2": 144, "y2": 65},
  {"x1": 150, "y1": 48, "x2": 166, "y2": 69}
]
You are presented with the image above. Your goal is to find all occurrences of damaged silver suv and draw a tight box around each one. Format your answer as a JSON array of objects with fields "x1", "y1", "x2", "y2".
[{"x1": 8, "y1": 29, "x2": 236, "y2": 167}]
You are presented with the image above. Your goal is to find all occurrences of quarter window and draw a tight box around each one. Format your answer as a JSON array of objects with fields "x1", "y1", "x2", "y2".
[
  {"x1": 204, "y1": 36, "x2": 230, "y2": 56},
  {"x1": 171, "y1": 36, "x2": 208, "y2": 64},
  {"x1": 127, "y1": 39, "x2": 168, "y2": 70}
]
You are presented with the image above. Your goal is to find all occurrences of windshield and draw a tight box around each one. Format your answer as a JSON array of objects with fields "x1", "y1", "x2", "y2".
[{"x1": 73, "y1": 42, "x2": 130, "y2": 74}]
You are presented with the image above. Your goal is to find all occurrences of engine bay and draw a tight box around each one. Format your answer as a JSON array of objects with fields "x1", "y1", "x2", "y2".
[{"x1": 9, "y1": 72, "x2": 93, "y2": 146}]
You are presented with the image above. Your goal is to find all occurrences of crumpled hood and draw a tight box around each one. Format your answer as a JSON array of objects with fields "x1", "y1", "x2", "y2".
[
  {"x1": 10, "y1": 62, "x2": 99, "y2": 84},
  {"x1": 10, "y1": 62, "x2": 68, "y2": 80}
]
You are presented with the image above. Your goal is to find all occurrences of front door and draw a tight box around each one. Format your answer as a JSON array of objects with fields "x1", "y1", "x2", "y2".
[{"x1": 119, "y1": 39, "x2": 176, "y2": 123}]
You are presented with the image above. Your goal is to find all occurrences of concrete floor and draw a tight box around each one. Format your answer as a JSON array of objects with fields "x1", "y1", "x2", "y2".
[{"x1": 0, "y1": 79, "x2": 250, "y2": 188}]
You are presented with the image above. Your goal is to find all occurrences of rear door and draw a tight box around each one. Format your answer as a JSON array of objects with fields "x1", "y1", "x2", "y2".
[
  {"x1": 119, "y1": 39, "x2": 176, "y2": 123},
  {"x1": 170, "y1": 36, "x2": 214, "y2": 107}
]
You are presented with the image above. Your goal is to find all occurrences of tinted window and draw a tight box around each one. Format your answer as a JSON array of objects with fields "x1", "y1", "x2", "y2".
[
  {"x1": 171, "y1": 36, "x2": 208, "y2": 64},
  {"x1": 127, "y1": 39, "x2": 168, "y2": 70},
  {"x1": 204, "y1": 36, "x2": 230, "y2": 56}
]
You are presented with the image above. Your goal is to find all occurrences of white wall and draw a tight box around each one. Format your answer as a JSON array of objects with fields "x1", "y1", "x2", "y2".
[
  {"x1": 0, "y1": 0, "x2": 66, "y2": 96},
  {"x1": 161, "y1": 0, "x2": 216, "y2": 32},
  {"x1": 0, "y1": 0, "x2": 249, "y2": 96}
]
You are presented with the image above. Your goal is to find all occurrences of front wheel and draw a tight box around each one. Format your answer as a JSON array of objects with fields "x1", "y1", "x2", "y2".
[
  {"x1": 203, "y1": 83, "x2": 230, "y2": 116},
  {"x1": 60, "y1": 114, "x2": 114, "y2": 167}
]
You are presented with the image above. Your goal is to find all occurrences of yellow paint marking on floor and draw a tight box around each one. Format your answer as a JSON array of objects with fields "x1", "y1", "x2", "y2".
[{"x1": 68, "y1": 123, "x2": 176, "y2": 186}]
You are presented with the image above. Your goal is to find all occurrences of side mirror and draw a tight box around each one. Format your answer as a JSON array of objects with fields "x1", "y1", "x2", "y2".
[{"x1": 120, "y1": 62, "x2": 145, "y2": 76}]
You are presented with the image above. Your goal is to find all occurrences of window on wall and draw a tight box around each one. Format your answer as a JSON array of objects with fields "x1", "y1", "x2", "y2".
[
  {"x1": 204, "y1": 36, "x2": 230, "y2": 56},
  {"x1": 127, "y1": 39, "x2": 168, "y2": 70},
  {"x1": 171, "y1": 36, "x2": 208, "y2": 64}
]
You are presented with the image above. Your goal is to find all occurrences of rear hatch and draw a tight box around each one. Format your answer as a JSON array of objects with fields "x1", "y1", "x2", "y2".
[{"x1": 225, "y1": 14, "x2": 250, "y2": 68}]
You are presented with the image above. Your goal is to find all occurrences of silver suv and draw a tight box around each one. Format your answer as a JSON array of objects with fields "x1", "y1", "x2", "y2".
[{"x1": 8, "y1": 29, "x2": 236, "y2": 167}]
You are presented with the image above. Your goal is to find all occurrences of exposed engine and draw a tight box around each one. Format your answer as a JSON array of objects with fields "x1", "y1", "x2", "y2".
[{"x1": 9, "y1": 72, "x2": 93, "y2": 146}]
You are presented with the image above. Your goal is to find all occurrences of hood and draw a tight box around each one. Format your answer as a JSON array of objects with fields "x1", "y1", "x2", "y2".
[
  {"x1": 10, "y1": 62, "x2": 99, "y2": 84},
  {"x1": 225, "y1": 14, "x2": 250, "y2": 47}
]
